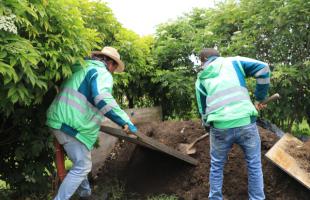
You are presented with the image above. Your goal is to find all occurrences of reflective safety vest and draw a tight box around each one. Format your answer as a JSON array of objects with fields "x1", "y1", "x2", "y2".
[
  {"x1": 46, "y1": 60, "x2": 132, "y2": 150},
  {"x1": 196, "y1": 57, "x2": 262, "y2": 125}
]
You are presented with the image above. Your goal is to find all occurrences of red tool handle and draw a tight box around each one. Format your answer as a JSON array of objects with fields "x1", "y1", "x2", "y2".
[{"x1": 54, "y1": 139, "x2": 66, "y2": 182}]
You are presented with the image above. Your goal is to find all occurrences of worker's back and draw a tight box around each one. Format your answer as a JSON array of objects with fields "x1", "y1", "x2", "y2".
[{"x1": 46, "y1": 60, "x2": 112, "y2": 150}]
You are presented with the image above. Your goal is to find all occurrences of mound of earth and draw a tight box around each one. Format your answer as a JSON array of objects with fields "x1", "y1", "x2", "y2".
[
  {"x1": 287, "y1": 140, "x2": 310, "y2": 174},
  {"x1": 92, "y1": 120, "x2": 310, "y2": 200}
]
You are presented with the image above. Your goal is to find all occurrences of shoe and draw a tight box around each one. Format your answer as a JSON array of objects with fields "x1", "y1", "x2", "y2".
[
  {"x1": 79, "y1": 196, "x2": 94, "y2": 200},
  {"x1": 79, "y1": 192, "x2": 111, "y2": 200}
]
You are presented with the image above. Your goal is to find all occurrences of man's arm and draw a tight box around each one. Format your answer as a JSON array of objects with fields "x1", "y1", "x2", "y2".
[
  {"x1": 236, "y1": 56, "x2": 270, "y2": 102},
  {"x1": 195, "y1": 79, "x2": 209, "y2": 127},
  {"x1": 91, "y1": 71, "x2": 137, "y2": 133}
]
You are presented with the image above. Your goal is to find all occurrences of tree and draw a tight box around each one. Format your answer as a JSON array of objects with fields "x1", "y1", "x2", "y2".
[
  {"x1": 0, "y1": 0, "x2": 107, "y2": 197},
  {"x1": 152, "y1": 0, "x2": 310, "y2": 131}
]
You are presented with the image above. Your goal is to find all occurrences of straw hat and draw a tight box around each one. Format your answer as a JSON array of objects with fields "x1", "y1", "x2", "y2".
[{"x1": 92, "y1": 46, "x2": 125, "y2": 72}]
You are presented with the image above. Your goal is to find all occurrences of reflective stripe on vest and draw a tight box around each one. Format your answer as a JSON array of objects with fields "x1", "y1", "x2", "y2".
[
  {"x1": 257, "y1": 78, "x2": 270, "y2": 84},
  {"x1": 54, "y1": 88, "x2": 105, "y2": 126},
  {"x1": 94, "y1": 93, "x2": 113, "y2": 105},
  {"x1": 206, "y1": 86, "x2": 248, "y2": 104},
  {"x1": 205, "y1": 86, "x2": 250, "y2": 114},
  {"x1": 94, "y1": 93, "x2": 119, "y2": 115},
  {"x1": 99, "y1": 100, "x2": 119, "y2": 115},
  {"x1": 254, "y1": 65, "x2": 269, "y2": 77},
  {"x1": 62, "y1": 87, "x2": 102, "y2": 118},
  {"x1": 56, "y1": 95, "x2": 86, "y2": 114}
]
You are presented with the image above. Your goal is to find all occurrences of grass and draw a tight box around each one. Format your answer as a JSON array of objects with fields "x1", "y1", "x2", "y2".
[
  {"x1": 90, "y1": 176, "x2": 180, "y2": 200},
  {"x1": 0, "y1": 180, "x2": 11, "y2": 200},
  {"x1": 292, "y1": 119, "x2": 310, "y2": 136},
  {"x1": 91, "y1": 178, "x2": 126, "y2": 200},
  {"x1": 147, "y1": 194, "x2": 179, "y2": 200},
  {"x1": 0, "y1": 180, "x2": 7, "y2": 189}
]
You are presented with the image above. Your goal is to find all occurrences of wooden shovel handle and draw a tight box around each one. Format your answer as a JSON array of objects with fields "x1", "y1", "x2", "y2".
[
  {"x1": 261, "y1": 93, "x2": 280, "y2": 105},
  {"x1": 191, "y1": 133, "x2": 209, "y2": 145}
]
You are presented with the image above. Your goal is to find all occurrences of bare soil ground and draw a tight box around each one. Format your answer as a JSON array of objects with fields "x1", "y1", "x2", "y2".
[{"x1": 92, "y1": 120, "x2": 310, "y2": 200}]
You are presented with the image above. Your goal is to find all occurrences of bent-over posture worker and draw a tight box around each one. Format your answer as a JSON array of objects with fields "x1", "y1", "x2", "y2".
[
  {"x1": 196, "y1": 48, "x2": 270, "y2": 200},
  {"x1": 46, "y1": 46, "x2": 137, "y2": 200}
]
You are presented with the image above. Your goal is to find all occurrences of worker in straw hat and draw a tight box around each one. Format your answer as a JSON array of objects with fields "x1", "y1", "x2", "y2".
[{"x1": 46, "y1": 46, "x2": 137, "y2": 200}]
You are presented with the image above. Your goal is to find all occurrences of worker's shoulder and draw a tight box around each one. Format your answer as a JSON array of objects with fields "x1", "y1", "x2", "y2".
[
  {"x1": 85, "y1": 60, "x2": 107, "y2": 68},
  {"x1": 224, "y1": 56, "x2": 243, "y2": 61},
  {"x1": 227, "y1": 56, "x2": 267, "y2": 65},
  {"x1": 85, "y1": 61, "x2": 109, "y2": 74}
]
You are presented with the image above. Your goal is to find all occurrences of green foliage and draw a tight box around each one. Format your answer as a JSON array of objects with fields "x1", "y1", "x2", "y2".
[
  {"x1": 0, "y1": 0, "x2": 98, "y2": 114},
  {"x1": 155, "y1": 18, "x2": 196, "y2": 71},
  {"x1": 153, "y1": 15, "x2": 201, "y2": 119},
  {"x1": 264, "y1": 62, "x2": 310, "y2": 131},
  {"x1": 78, "y1": 0, "x2": 121, "y2": 46},
  {"x1": 92, "y1": 178, "x2": 126, "y2": 200},
  {"x1": 113, "y1": 30, "x2": 156, "y2": 108},
  {"x1": 0, "y1": 0, "x2": 109, "y2": 197},
  {"x1": 292, "y1": 119, "x2": 310, "y2": 136},
  {"x1": 0, "y1": 0, "x2": 158, "y2": 197},
  {"x1": 0, "y1": 103, "x2": 55, "y2": 197},
  {"x1": 151, "y1": 70, "x2": 196, "y2": 119},
  {"x1": 0, "y1": 0, "x2": 309, "y2": 197},
  {"x1": 153, "y1": 0, "x2": 310, "y2": 132},
  {"x1": 79, "y1": 2, "x2": 158, "y2": 109},
  {"x1": 236, "y1": 0, "x2": 310, "y2": 131}
]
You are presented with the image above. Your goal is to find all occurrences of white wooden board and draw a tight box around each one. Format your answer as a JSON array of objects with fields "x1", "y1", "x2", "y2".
[{"x1": 265, "y1": 133, "x2": 310, "y2": 190}]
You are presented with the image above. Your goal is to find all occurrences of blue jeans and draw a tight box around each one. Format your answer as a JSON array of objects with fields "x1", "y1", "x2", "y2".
[
  {"x1": 209, "y1": 122, "x2": 265, "y2": 200},
  {"x1": 51, "y1": 129, "x2": 92, "y2": 200}
]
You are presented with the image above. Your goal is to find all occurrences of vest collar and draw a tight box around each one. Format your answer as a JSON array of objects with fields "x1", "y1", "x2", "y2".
[{"x1": 202, "y1": 56, "x2": 218, "y2": 69}]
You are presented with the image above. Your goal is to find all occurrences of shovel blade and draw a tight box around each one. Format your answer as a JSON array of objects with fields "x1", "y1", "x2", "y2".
[
  {"x1": 177, "y1": 143, "x2": 197, "y2": 155},
  {"x1": 177, "y1": 143, "x2": 188, "y2": 154},
  {"x1": 186, "y1": 147, "x2": 197, "y2": 155}
]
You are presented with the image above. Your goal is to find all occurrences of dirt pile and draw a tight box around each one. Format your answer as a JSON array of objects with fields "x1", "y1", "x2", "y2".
[
  {"x1": 287, "y1": 140, "x2": 310, "y2": 174},
  {"x1": 93, "y1": 120, "x2": 310, "y2": 200}
]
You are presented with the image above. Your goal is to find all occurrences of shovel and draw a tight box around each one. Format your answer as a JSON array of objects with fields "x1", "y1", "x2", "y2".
[
  {"x1": 261, "y1": 93, "x2": 280, "y2": 104},
  {"x1": 177, "y1": 93, "x2": 280, "y2": 155},
  {"x1": 178, "y1": 132, "x2": 209, "y2": 155}
]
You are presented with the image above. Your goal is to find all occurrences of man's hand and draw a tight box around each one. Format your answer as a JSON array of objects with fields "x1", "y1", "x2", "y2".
[
  {"x1": 255, "y1": 94, "x2": 280, "y2": 111},
  {"x1": 255, "y1": 102, "x2": 267, "y2": 111},
  {"x1": 122, "y1": 124, "x2": 137, "y2": 139}
]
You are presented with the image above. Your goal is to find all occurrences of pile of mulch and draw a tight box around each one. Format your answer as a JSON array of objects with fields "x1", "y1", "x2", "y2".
[{"x1": 92, "y1": 120, "x2": 310, "y2": 200}]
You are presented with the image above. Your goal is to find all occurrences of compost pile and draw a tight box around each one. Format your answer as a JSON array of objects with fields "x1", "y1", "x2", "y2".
[{"x1": 93, "y1": 120, "x2": 310, "y2": 200}]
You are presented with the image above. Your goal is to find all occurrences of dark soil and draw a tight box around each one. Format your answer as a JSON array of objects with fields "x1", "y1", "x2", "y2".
[
  {"x1": 92, "y1": 120, "x2": 310, "y2": 200},
  {"x1": 287, "y1": 140, "x2": 310, "y2": 174}
]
